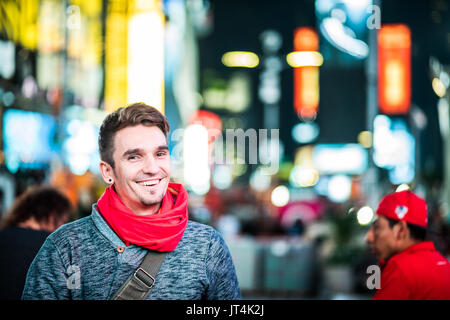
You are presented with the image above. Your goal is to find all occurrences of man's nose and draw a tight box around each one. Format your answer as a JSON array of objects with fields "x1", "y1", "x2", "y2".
[
  {"x1": 365, "y1": 228, "x2": 374, "y2": 244},
  {"x1": 143, "y1": 156, "x2": 159, "y2": 174}
]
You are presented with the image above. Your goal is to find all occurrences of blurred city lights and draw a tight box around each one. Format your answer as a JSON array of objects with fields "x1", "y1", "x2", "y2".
[
  {"x1": 319, "y1": 16, "x2": 369, "y2": 59},
  {"x1": 396, "y1": 184, "x2": 410, "y2": 192},
  {"x1": 127, "y1": 3, "x2": 165, "y2": 113},
  {"x1": 291, "y1": 122, "x2": 320, "y2": 144},
  {"x1": 249, "y1": 167, "x2": 272, "y2": 192},
  {"x1": 432, "y1": 77, "x2": 446, "y2": 98},
  {"x1": 373, "y1": 115, "x2": 415, "y2": 184},
  {"x1": 373, "y1": 115, "x2": 415, "y2": 182},
  {"x1": 327, "y1": 175, "x2": 352, "y2": 203},
  {"x1": 293, "y1": 27, "x2": 320, "y2": 118},
  {"x1": 213, "y1": 165, "x2": 233, "y2": 190},
  {"x1": 440, "y1": 71, "x2": 450, "y2": 89},
  {"x1": 3, "y1": 109, "x2": 56, "y2": 172},
  {"x1": 0, "y1": 40, "x2": 15, "y2": 79},
  {"x1": 313, "y1": 144, "x2": 368, "y2": 175},
  {"x1": 438, "y1": 98, "x2": 449, "y2": 137},
  {"x1": 286, "y1": 51, "x2": 323, "y2": 67},
  {"x1": 357, "y1": 206, "x2": 374, "y2": 225},
  {"x1": 63, "y1": 120, "x2": 99, "y2": 176},
  {"x1": 378, "y1": 24, "x2": 411, "y2": 115},
  {"x1": 357, "y1": 131, "x2": 373, "y2": 149},
  {"x1": 221, "y1": 51, "x2": 259, "y2": 68},
  {"x1": 183, "y1": 124, "x2": 211, "y2": 195},
  {"x1": 271, "y1": 185, "x2": 290, "y2": 207},
  {"x1": 289, "y1": 165, "x2": 320, "y2": 188}
]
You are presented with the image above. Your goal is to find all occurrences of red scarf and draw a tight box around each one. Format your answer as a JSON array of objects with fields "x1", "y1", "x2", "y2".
[{"x1": 97, "y1": 182, "x2": 188, "y2": 252}]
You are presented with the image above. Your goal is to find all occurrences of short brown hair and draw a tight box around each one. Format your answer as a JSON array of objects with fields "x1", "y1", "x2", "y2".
[
  {"x1": 0, "y1": 185, "x2": 73, "y2": 229},
  {"x1": 98, "y1": 102, "x2": 170, "y2": 168}
]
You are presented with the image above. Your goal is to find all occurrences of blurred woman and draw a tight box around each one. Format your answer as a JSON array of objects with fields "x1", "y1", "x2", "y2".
[{"x1": 0, "y1": 185, "x2": 73, "y2": 300}]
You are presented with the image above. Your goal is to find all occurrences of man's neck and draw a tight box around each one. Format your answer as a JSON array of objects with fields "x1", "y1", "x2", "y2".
[{"x1": 132, "y1": 203, "x2": 163, "y2": 216}]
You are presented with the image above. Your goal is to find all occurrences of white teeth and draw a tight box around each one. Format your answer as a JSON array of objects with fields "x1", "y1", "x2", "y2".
[{"x1": 138, "y1": 180, "x2": 159, "y2": 186}]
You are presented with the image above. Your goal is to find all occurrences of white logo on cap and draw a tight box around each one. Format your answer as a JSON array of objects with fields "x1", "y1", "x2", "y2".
[{"x1": 395, "y1": 205, "x2": 408, "y2": 219}]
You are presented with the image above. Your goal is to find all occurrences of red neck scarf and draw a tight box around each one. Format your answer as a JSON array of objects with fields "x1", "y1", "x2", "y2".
[{"x1": 97, "y1": 182, "x2": 188, "y2": 252}]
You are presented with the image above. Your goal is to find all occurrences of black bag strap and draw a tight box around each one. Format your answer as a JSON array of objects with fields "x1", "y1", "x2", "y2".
[{"x1": 111, "y1": 250, "x2": 167, "y2": 300}]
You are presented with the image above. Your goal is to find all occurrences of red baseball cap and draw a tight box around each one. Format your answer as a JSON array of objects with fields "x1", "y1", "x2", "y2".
[{"x1": 376, "y1": 190, "x2": 428, "y2": 228}]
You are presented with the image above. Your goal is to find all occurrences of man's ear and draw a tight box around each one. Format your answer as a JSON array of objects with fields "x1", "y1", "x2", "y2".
[
  {"x1": 99, "y1": 161, "x2": 115, "y2": 184},
  {"x1": 394, "y1": 220, "x2": 409, "y2": 241}
]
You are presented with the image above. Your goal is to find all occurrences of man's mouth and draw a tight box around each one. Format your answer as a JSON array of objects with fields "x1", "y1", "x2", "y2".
[{"x1": 136, "y1": 179, "x2": 162, "y2": 187}]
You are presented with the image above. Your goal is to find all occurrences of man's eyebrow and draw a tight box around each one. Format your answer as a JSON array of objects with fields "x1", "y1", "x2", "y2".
[
  {"x1": 122, "y1": 148, "x2": 144, "y2": 158},
  {"x1": 122, "y1": 146, "x2": 169, "y2": 158},
  {"x1": 156, "y1": 145, "x2": 169, "y2": 151}
]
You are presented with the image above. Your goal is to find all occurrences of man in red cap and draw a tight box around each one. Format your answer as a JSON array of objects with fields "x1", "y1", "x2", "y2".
[{"x1": 365, "y1": 190, "x2": 450, "y2": 300}]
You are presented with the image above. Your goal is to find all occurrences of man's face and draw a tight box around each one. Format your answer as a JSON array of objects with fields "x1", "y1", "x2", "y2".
[
  {"x1": 365, "y1": 215, "x2": 399, "y2": 261},
  {"x1": 101, "y1": 125, "x2": 171, "y2": 215}
]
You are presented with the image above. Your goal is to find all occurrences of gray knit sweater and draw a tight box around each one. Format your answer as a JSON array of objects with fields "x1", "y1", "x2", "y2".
[{"x1": 22, "y1": 205, "x2": 241, "y2": 300}]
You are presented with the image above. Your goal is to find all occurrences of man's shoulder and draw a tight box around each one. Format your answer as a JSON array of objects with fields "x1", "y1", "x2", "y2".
[
  {"x1": 183, "y1": 220, "x2": 224, "y2": 244},
  {"x1": 185, "y1": 220, "x2": 215, "y2": 238},
  {"x1": 47, "y1": 215, "x2": 94, "y2": 247}
]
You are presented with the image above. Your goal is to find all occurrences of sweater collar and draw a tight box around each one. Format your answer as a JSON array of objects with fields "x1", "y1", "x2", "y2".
[{"x1": 90, "y1": 205, "x2": 129, "y2": 249}]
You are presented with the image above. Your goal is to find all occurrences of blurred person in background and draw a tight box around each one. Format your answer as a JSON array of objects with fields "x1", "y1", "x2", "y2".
[
  {"x1": 0, "y1": 186, "x2": 73, "y2": 300},
  {"x1": 365, "y1": 190, "x2": 450, "y2": 300},
  {"x1": 22, "y1": 103, "x2": 241, "y2": 300}
]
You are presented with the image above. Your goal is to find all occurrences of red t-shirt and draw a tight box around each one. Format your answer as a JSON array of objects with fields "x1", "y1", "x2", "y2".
[{"x1": 374, "y1": 241, "x2": 450, "y2": 300}]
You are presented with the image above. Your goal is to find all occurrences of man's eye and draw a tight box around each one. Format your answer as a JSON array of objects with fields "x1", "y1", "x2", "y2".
[
  {"x1": 156, "y1": 152, "x2": 167, "y2": 157},
  {"x1": 128, "y1": 155, "x2": 139, "y2": 160}
]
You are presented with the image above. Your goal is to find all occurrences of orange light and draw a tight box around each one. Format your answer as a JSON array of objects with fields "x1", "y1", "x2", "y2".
[
  {"x1": 378, "y1": 24, "x2": 411, "y2": 115},
  {"x1": 293, "y1": 27, "x2": 320, "y2": 118}
]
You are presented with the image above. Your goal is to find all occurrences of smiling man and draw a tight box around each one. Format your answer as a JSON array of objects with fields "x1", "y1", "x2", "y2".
[
  {"x1": 22, "y1": 103, "x2": 241, "y2": 300},
  {"x1": 365, "y1": 190, "x2": 450, "y2": 300}
]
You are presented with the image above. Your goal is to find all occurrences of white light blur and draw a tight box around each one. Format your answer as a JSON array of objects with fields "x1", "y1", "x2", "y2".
[
  {"x1": 68, "y1": 154, "x2": 91, "y2": 176},
  {"x1": 291, "y1": 122, "x2": 320, "y2": 144},
  {"x1": 438, "y1": 98, "x2": 449, "y2": 137},
  {"x1": 271, "y1": 185, "x2": 290, "y2": 207},
  {"x1": 213, "y1": 165, "x2": 232, "y2": 190},
  {"x1": 127, "y1": 9, "x2": 165, "y2": 112},
  {"x1": 63, "y1": 120, "x2": 98, "y2": 175},
  {"x1": 341, "y1": 0, "x2": 372, "y2": 10},
  {"x1": 183, "y1": 124, "x2": 210, "y2": 195},
  {"x1": 313, "y1": 144, "x2": 368, "y2": 175},
  {"x1": 327, "y1": 175, "x2": 352, "y2": 203},
  {"x1": 440, "y1": 71, "x2": 450, "y2": 89},
  {"x1": 0, "y1": 40, "x2": 15, "y2": 79},
  {"x1": 389, "y1": 163, "x2": 415, "y2": 185},
  {"x1": 373, "y1": 116, "x2": 415, "y2": 185},
  {"x1": 249, "y1": 167, "x2": 272, "y2": 192},
  {"x1": 320, "y1": 17, "x2": 369, "y2": 59},
  {"x1": 315, "y1": 0, "x2": 335, "y2": 15},
  {"x1": 286, "y1": 51, "x2": 323, "y2": 67},
  {"x1": 270, "y1": 240, "x2": 290, "y2": 257},
  {"x1": 357, "y1": 206, "x2": 374, "y2": 225},
  {"x1": 396, "y1": 184, "x2": 410, "y2": 192},
  {"x1": 289, "y1": 165, "x2": 319, "y2": 188}
]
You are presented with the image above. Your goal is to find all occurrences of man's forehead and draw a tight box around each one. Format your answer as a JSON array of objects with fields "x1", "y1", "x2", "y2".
[
  {"x1": 114, "y1": 125, "x2": 167, "y2": 145},
  {"x1": 114, "y1": 125, "x2": 168, "y2": 146},
  {"x1": 372, "y1": 214, "x2": 389, "y2": 225}
]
